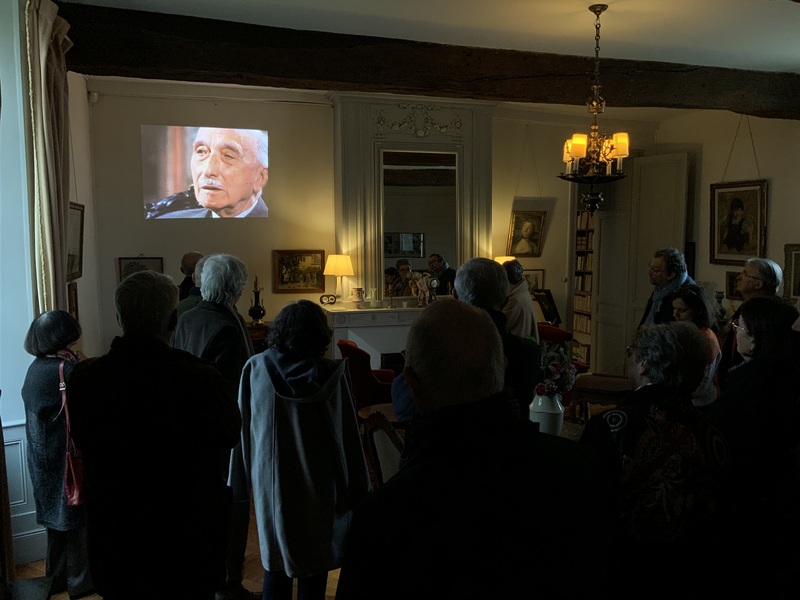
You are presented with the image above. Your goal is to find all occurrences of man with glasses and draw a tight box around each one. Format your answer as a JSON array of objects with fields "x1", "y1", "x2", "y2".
[
  {"x1": 717, "y1": 257, "x2": 782, "y2": 390},
  {"x1": 638, "y1": 247, "x2": 696, "y2": 328}
]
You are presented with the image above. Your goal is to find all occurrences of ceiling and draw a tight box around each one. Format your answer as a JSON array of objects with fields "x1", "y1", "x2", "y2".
[{"x1": 62, "y1": 0, "x2": 800, "y2": 74}]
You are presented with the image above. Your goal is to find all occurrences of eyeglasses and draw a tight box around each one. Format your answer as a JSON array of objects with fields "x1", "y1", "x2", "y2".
[
  {"x1": 731, "y1": 320, "x2": 749, "y2": 334},
  {"x1": 648, "y1": 267, "x2": 664, "y2": 274},
  {"x1": 740, "y1": 271, "x2": 763, "y2": 281}
]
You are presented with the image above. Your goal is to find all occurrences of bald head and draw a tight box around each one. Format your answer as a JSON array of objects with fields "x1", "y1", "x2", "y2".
[
  {"x1": 180, "y1": 251, "x2": 204, "y2": 276},
  {"x1": 404, "y1": 301, "x2": 505, "y2": 414}
]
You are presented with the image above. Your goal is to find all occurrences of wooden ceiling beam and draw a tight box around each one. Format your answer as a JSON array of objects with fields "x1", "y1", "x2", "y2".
[{"x1": 55, "y1": 2, "x2": 800, "y2": 120}]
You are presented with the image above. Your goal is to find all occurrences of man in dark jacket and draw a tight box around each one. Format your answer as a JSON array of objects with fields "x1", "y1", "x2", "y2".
[
  {"x1": 172, "y1": 253, "x2": 255, "y2": 600},
  {"x1": 638, "y1": 247, "x2": 696, "y2": 328},
  {"x1": 336, "y1": 300, "x2": 619, "y2": 599},
  {"x1": 68, "y1": 270, "x2": 241, "y2": 600}
]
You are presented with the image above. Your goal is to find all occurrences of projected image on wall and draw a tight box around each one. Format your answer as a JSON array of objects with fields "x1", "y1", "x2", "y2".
[{"x1": 142, "y1": 125, "x2": 269, "y2": 219}]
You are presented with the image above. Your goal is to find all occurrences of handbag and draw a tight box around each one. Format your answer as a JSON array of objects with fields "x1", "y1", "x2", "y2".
[{"x1": 59, "y1": 360, "x2": 85, "y2": 506}]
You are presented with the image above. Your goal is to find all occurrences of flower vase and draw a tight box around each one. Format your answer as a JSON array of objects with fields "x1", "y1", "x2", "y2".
[{"x1": 529, "y1": 393, "x2": 564, "y2": 436}]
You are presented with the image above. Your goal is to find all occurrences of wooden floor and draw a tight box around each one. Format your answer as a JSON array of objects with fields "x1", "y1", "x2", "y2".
[{"x1": 13, "y1": 501, "x2": 341, "y2": 600}]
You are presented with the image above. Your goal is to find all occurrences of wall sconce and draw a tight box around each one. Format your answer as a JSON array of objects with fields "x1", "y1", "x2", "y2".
[{"x1": 323, "y1": 254, "x2": 354, "y2": 298}]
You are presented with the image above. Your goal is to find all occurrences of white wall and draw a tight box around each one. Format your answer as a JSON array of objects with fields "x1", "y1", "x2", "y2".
[
  {"x1": 655, "y1": 110, "x2": 800, "y2": 317},
  {"x1": 84, "y1": 79, "x2": 336, "y2": 351}
]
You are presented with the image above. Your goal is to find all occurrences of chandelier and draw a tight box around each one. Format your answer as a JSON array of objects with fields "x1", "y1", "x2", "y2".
[{"x1": 558, "y1": 4, "x2": 629, "y2": 214}]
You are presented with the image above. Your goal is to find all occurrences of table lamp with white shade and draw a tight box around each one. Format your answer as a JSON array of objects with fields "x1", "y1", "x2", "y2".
[{"x1": 323, "y1": 254, "x2": 354, "y2": 299}]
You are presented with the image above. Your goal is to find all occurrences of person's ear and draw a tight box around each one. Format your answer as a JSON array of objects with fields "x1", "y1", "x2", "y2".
[{"x1": 254, "y1": 167, "x2": 269, "y2": 193}]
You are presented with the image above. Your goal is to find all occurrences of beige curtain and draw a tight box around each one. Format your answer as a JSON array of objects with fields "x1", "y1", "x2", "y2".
[{"x1": 26, "y1": 0, "x2": 72, "y2": 313}]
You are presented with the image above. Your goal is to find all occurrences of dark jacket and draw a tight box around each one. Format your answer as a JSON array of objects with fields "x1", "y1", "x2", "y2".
[
  {"x1": 21, "y1": 356, "x2": 85, "y2": 531},
  {"x1": 67, "y1": 336, "x2": 241, "y2": 599},
  {"x1": 336, "y1": 392, "x2": 620, "y2": 600},
  {"x1": 172, "y1": 301, "x2": 254, "y2": 391}
]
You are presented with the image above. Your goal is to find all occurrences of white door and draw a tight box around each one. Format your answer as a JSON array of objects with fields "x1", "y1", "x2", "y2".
[{"x1": 592, "y1": 153, "x2": 688, "y2": 375}]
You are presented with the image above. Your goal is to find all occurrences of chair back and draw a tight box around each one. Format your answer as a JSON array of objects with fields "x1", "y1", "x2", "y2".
[
  {"x1": 336, "y1": 339, "x2": 393, "y2": 412},
  {"x1": 364, "y1": 411, "x2": 404, "y2": 486}
]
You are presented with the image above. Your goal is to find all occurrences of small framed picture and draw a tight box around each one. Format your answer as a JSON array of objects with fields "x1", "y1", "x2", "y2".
[
  {"x1": 783, "y1": 244, "x2": 800, "y2": 301},
  {"x1": 710, "y1": 179, "x2": 767, "y2": 266},
  {"x1": 506, "y1": 210, "x2": 546, "y2": 257},
  {"x1": 725, "y1": 271, "x2": 744, "y2": 301},
  {"x1": 273, "y1": 250, "x2": 325, "y2": 293},
  {"x1": 384, "y1": 232, "x2": 424, "y2": 258},
  {"x1": 523, "y1": 269, "x2": 545, "y2": 294},
  {"x1": 118, "y1": 256, "x2": 164, "y2": 282},
  {"x1": 67, "y1": 203, "x2": 85, "y2": 281}
]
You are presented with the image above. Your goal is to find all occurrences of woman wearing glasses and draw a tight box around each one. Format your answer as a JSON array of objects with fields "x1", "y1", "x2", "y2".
[{"x1": 708, "y1": 295, "x2": 800, "y2": 596}]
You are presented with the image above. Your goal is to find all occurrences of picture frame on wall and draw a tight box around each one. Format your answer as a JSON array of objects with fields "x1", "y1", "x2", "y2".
[
  {"x1": 273, "y1": 249, "x2": 325, "y2": 293},
  {"x1": 523, "y1": 269, "x2": 545, "y2": 294},
  {"x1": 710, "y1": 179, "x2": 767, "y2": 266},
  {"x1": 67, "y1": 203, "x2": 85, "y2": 281},
  {"x1": 783, "y1": 243, "x2": 800, "y2": 300},
  {"x1": 506, "y1": 210, "x2": 546, "y2": 257},
  {"x1": 384, "y1": 232, "x2": 424, "y2": 258},
  {"x1": 117, "y1": 256, "x2": 164, "y2": 282},
  {"x1": 725, "y1": 271, "x2": 745, "y2": 301}
]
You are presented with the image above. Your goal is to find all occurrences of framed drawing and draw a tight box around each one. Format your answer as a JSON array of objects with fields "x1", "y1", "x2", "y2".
[
  {"x1": 118, "y1": 256, "x2": 164, "y2": 282},
  {"x1": 710, "y1": 179, "x2": 767, "y2": 265},
  {"x1": 523, "y1": 269, "x2": 545, "y2": 294},
  {"x1": 725, "y1": 271, "x2": 745, "y2": 301},
  {"x1": 506, "y1": 211, "x2": 546, "y2": 257},
  {"x1": 273, "y1": 249, "x2": 325, "y2": 293},
  {"x1": 783, "y1": 244, "x2": 800, "y2": 301},
  {"x1": 384, "y1": 232, "x2": 424, "y2": 258},
  {"x1": 67, "y1": 203, "x2": 85, "y2": 281}
]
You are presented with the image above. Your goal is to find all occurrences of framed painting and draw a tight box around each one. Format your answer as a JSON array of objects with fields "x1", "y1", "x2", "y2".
[
  {"x1": 273, "y1": 249, "x2": 325, "y2": 293},
  {"x1": 725, "y1": 271, "x2": 744, "y2": 301},
  {"x1": 118, "y1": 256, "x2": 164, "y2": 282},
  {"x1": 710, "y1": 179, "x2": 767, "y2": 265},
  {"x1": 67, "y1": 203, "x2": 85, "y2": 281},
  {"x1": 523, "y1": 269, "x2": 545, "y2": 294},
  {"x1": 783, "y1": 244, "x2": 800, "y2": 301},
  {"x1": 506, "y1": 210, "x2": 546, "y2": 257},
  {"x1": 384, "y1": 232, "x2": 424, "y2": 258}
]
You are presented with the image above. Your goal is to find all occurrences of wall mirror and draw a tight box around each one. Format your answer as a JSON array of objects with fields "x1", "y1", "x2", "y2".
[{"x1": 382, "y1": 150, "x2": 457, "y2": 295}]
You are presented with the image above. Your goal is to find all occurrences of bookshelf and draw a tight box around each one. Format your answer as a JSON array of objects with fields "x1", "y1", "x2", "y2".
[{"x1": 572, "y1": 209, "x2": 594, "y2": 366}]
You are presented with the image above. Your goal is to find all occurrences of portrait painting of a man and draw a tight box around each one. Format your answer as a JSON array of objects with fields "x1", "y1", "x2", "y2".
[{"x1": 142, "y1": 125, "x2": 270, "y2": 219}]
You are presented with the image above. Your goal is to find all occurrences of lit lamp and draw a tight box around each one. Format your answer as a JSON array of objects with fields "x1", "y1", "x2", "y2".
[
  {"x1": 323, "y1": 254, "x2": 354, "y2": 299},
  {"x1": 558, "y1": 4, "x2": 630, "y2": 215},
  {"x1": 494, "y1": 256, "x2": 516, "y2": 264}
]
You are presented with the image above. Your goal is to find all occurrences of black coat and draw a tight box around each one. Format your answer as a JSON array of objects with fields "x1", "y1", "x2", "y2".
[{"x1": 68, "y1": 336, "x2": 241, "y2": 599}]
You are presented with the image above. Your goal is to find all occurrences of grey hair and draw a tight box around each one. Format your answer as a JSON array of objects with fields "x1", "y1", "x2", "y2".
[
  {"x1": 200, "y1": 254, "x2": 248, "y2": 305},
  {"x1": 245, "y1": 128, "x2": 269, "y2": 168},
  {"x1": 115, "y1": 270, "x2": 178, "y2": 337},
  {"x1": 632, "y1": 322, "x2": 708, "y2": 394},
  {"x1": 654, "y1": 247, "x2": 687, "y2": 277},
  {"x1": 405, "y1": 300, "x2": 504, "y2": 408},
  {"x1": 454, "y1": 257, "x2": 509, "y2": 310},
  {"x1": 746, "y1": 257, "x2": 782, "y2": 295},
  {"x1": 502, "y1": 259, "x2": 524, "y2": 285}
]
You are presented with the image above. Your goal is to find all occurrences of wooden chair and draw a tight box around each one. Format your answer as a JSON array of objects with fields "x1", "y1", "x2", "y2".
[
  {"x1": 336, "y1": 339, "x2": 394, "y2": 414},
  {"x1": 364, "y1": 411, "x2": 404, "y2": 486}
]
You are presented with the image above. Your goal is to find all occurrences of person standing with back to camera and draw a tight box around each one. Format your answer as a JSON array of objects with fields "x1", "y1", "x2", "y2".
[{"x1": 22, "y1": 310, "x2": 94, "y2": 599}]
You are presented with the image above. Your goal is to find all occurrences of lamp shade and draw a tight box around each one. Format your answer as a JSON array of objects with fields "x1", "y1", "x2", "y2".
[
  {"x1": 323, "y1": 254, "x2": 354, "y2": 277},
  {"x1": 612, "y1": 133, "x2": 629, "y2": 157},
  {"x1": 569, "y1": 134, "x2": 588, "y2": 158},
  {"x1": 494, "y1": 256, "x2": 516, "y2": 264}
]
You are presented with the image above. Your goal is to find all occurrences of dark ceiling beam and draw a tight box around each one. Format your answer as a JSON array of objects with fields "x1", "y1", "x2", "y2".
[{"x1": 55, "y1": 2, "x2": 800, "y2": 120}]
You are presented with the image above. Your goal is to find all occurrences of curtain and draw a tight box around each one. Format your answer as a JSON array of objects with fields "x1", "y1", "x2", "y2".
[{"x1": 26, "y1": 0, "x2": 72, "y2": 313}]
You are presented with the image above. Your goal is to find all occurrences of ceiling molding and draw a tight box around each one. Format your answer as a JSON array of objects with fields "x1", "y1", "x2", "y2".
[{"x1": 56, "y1": 2, "x2": 800, "y2": 120}]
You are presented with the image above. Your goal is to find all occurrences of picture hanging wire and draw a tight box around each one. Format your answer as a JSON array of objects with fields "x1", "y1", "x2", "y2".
[{"x1": 720, "y1": 114, "x2": 761, "y2": 182}]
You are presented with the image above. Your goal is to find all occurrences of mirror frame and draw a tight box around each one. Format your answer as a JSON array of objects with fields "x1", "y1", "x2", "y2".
[{"x1": 334, "y1": 94, "x2": 492, "y2": 301}]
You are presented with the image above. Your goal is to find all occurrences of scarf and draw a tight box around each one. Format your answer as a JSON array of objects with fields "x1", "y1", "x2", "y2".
[{"x1": 645, "y1": 272, "x2": 688, "y2": 326}]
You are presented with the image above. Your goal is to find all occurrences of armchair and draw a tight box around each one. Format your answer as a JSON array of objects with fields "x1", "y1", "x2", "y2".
[{"x1": 336, "y1": 339, "x2": 395, "y2": 415}]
